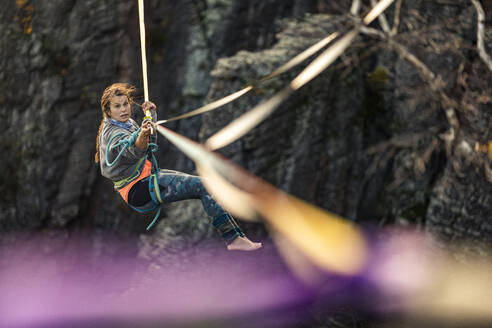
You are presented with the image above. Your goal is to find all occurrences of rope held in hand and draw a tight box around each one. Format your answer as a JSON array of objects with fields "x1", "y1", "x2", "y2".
[{"x1": 138, "y1": 0, "x2": 154, "y2": 134}]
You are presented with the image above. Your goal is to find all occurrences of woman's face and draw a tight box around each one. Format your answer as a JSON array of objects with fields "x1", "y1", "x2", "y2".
[{"x1": 109, "y1": 95, "x2": 131, "y2": 122}]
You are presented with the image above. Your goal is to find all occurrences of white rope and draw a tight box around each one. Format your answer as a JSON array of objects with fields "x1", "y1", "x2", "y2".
[
  {"x1": 138, "y1": 0, "x2": 149, "y2": 102},
  {"x1": 138, "y1": 0, "x2": 154, "y2": 134},
  {"x1": 471, "y1": 0, "x2": 492, "y2": 73}
]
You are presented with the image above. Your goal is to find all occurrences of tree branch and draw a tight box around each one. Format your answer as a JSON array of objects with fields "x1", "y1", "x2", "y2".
[
  {"x1": 471, "y1": 0, "x2": 492, "y2": 73},
  {"x1": 390, "y1": 41, "x2": 460, "y2": 142},
  {"x1": 350, "y1": 0, "x2": 361, "y2": 16},
  {"x1": 390, "y1": 0, "x2": 403, "y2": 36},
  {"x1": 370, "y1": 0, "x2": 391, "y2": 32}
]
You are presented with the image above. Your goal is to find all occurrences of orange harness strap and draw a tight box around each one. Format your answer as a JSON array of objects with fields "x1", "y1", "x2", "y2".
[{"x1": 118, "y1": 159, "x2": 153, "y2": 203}]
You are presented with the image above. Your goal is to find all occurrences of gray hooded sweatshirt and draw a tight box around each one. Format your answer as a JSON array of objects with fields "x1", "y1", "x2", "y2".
[{"x1": 99, "y1": 113, "x2": 157, "y2": 185}]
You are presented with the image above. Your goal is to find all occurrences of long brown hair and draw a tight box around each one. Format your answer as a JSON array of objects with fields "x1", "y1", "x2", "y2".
[{"x1": 95, "y1": 83, "x2": 137, "y2": 163}]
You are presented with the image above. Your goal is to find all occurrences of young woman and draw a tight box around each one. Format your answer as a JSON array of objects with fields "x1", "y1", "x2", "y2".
[{"x1": 95, "y1": 83, "x2": 261, "y2": 251}]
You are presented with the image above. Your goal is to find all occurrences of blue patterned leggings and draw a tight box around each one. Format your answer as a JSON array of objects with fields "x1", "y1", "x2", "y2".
[{"x1": 128, "y1": 169, "x2": 244, "y2": 243}]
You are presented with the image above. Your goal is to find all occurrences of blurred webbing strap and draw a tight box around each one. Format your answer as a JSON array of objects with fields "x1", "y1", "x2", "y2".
[
  {"x1": 157, "y1": 32, "x2": 341, "y2": 124},
  {"x1": 157, "y1": 86, "x2": 253, "y2": 124},
  {"x1": 138, "y1": 0, "x2": 149, "y2": 102}
]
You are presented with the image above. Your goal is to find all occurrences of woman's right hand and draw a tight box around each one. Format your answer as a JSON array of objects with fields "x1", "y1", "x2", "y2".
[
  {"x1": 142, "y1": 101, "x2": 156, "y2": 114},
  {"x1": 135, "y1": 121, "x2": 152, "y2": 149}
]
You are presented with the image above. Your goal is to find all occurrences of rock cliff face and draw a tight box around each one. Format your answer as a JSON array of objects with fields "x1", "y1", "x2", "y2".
[{"x1": 1, "y1": 0, "x2": 491, "y2": 259}]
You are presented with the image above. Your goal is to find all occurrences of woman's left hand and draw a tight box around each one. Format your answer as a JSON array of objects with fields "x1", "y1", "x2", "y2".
[
  {"x1": 142, "y1": 101, "x2": 156, "y2": 114},
  {"x1": 135, "y1": 120, "x2": 152, "y2": 149}
]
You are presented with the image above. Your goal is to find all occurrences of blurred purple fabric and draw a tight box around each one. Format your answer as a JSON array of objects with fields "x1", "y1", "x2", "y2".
[{"x1": 0, "y1": 234, "x2": 317, "y2": 328}]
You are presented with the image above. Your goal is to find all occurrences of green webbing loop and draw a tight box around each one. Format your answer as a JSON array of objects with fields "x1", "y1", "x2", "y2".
[
  {"x1": 113, "y1": 157, "x2": 146, "y2": 189},
  {"x1": 146, "y1": 205, "x2": 162, "y2": 231},
  {"x1": 144, "y1": 141, "x2": 163, "y2": 231},
  {"x1": 105, "y1": 129, "x2": 141, "y2": 167},
  {"x1": 152, "y1": 173, "x2": 163, "y2": 203}
]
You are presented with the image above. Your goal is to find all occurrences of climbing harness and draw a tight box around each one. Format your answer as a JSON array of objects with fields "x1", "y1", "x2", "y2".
[
  {"x1": 115, "y1": 157, "x2": 152, "y2": 202},
  {"x1": 105, "y1": 120, "x2": 163, "y2": 231}
]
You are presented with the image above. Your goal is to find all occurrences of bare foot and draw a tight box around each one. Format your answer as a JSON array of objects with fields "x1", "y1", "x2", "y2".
[{"x1": 227, "y1": 236, "x2": 262, "y2": 251}]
